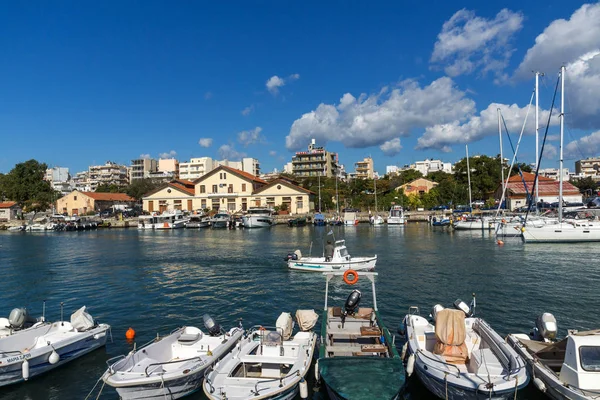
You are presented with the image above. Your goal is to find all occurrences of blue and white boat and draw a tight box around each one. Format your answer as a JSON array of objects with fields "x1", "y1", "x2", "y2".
[
  {"x1": 286, "y1": 240, "x2": 376, "y2": 272},
  {"x1": 313, "y1": 213, "x2": 326, "y2": 226}
]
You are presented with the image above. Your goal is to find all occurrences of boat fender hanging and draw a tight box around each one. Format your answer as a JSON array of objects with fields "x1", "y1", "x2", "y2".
[
  {"x1": 533, "y1": 377, "x2": 546, "y2": 393},
  {"x1": 401, "y1": 342, "x2": 408, "y2": 360},
  {"x1": 49, "y1": 350, "x2": 60, "y2": 365},
  {"x1": 299, "y1": 377, "x2": 309, "y2": 399},
  {"x1": 406, "y1": 354, "x2": 415, "y2": 377},
  {"x1": 343, "y1": 269, "x2": 359, "y2": 285},
  {"x1": 22, "y1": 359, "x2": 30, "y2": 380},
  {"x1": 314, "y1": 359, "x2": 320, "y2": 382}
]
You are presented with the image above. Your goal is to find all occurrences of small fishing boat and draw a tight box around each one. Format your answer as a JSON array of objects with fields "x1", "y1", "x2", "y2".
[
  {"x1": 185, "y1": 214, "x2": 210, "y2": 228},
  {"x1": 387, "y1": 206, "x2": 406, "y2": 225},
  {"x1": 203, "y1": 310, "x2": 318, "y2": 400},
  {"x1": 431, "y1": 217, "x2": 451, "y2": 227},
  {"x1": 138, "y1": 211, "x2": 187, "y2": 229},
  {"x1": 0, "y1": 305, "x2": 110, "y2": 387},
  {"x1": 343, "y1": 211, "x2": 359, "y2": 226},
  {"x1": 0, "y1": 306, "x2": 47, "y2": 338},
  {"x1": 211, "y1": 212, "x2": 231, "y2": 229},
  {"x1": 507, "y1": 313, "x2": 600, "y2": 400},
  {"x1": 316, "y1": 271, "x2": 404, "y2": 399},
  {"x1": 369, "y1": 215, "x2": 384, "y2": 225},
  {"x1": 452, "y1": 216, "x2": 497, "y2": 230},
  {"x1": 401, "y1": 297, "x2": 528, "y2": 399},
  {"x1": 313, "y1": 213, "x2": 326, "y2": 226},
  {"x1": 102, "y1": 315, "x2": 243, "y2": 400},
  {"x1": 287, "y1": 217, "x2": 307, "y2": 227},
  {"x1": 242, "y1": 207, "x2": 274, "y2": 228},
  {"x1": 285, "y1": 240, "x2": 377, "y2": 272}
]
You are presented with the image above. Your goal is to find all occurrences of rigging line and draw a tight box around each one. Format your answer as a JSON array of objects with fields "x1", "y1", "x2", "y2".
[
  {"x1": 525, "y1": 71, "x2": 561, "y2": 224},
  {"x1": 564, "y1": 86, "x2": 586, "y2": 160},
  {"x1": 501, "y1": 112, "x2": 530, "y2": 203}
]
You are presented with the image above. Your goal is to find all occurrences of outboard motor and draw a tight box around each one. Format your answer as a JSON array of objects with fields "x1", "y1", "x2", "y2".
[
  {"x1": 431, "y1": 304, "x2": 445, "y2": 322},
  {"x1": 202, "y1": 314, "x2": 222, "y2": 336},
  {"x1": 284, "y1": 252, "x2": 298, "y2": 261},
  {"x1": 453, "y1": 299, "x2": 472, "y2": 317},
  {"x1": 344, "y1": 290, "x2": 362, "y2": 315},
  {"x1": 8, "y1": 308, "x2": 38, "y2": 330},
  {"x1": 532, "y1": 313, "x2": 557, "y2": 341}
]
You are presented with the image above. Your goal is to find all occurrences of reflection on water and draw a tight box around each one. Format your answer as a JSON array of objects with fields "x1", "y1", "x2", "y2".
[{"x1": 0, "y1": 224, "x2": 598, "y2": 399}]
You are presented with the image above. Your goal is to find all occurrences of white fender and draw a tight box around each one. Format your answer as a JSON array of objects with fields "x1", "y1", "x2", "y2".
[
  {"x1": 93, "y1": 332, "x2": 106, "y2": 340},
  {"x1": 49, "y1": 350, "x2": 60, "y2": 365},
  {"x1": 299, "y1": 377, "x2": 308, "y2": 399},
  {"x1": 314, "y1": 359, "x2": 320, "y2": 381},
  {"x1": 533, "y1": 377, "x2": 546, "y2": 393},
  {"x1": 406, "y1": 354, "x2": 415, "y2": 377},
  {"x1": 401, "y1": 343, "x2": 408, "y2": 360},
  {"x1": 22, "y1": 359, "x2": 30, "y2": 380}
]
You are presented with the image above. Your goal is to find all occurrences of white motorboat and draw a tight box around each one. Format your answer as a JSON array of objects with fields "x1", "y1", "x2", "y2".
[
  {"x1": 0, "y1": 306, "x2": 47, "y2": 338},
  {"x1": 102, "y1": 315, "x2": 243, "y2": 400},
  {"x1": 387, "y1": 206, "x2": 406, "y2": 225},
  {"x1": 369, "y1": 215, "x2": 384, "y2": 225},
  {"x1": 452, "y1": 216, "x2": 497, "y2": 230},
  {"x1": 211, "y1": 212, "x2": 231, "y2": 229},
  {"x1": 185, "y1": 214, "x2": 211, "y2": 228},
  {"x1": 138, "y1": 211, "x2": 187, "y2": 230},
  {"x1": 343, "y1": 211, "x2": 359, "y2": 226},
  {"x1": 285, "y1": 239, "x2": 377, "y2": 272},
  {"x1": 6, "y1": 225, "x2": 25, "y2": 231},
  {"x1": 203, "y1": 311, "x2": 318, "y2": 400},
  {"x1": 401, "y1": 298, "x2": 528, "y2": 399},
  {"x1": 507, "y1": 313, "x2": 600, "y2": 400},
  {"x1": 242, "y1": 207, "x2": 274, "y2": 228},
  {"x1": 0, "y1": 306, "x2": 110, "y2": 387}
]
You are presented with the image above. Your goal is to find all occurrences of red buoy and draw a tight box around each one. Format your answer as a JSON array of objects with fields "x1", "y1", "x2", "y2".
[{"x1": 126, "y1": 327, "x2": 136, "y2": 340}]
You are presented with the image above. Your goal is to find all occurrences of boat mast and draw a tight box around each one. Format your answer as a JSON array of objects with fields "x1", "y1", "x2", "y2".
[
  {"x1": 374, "y1": 175, "x2": 377, "y2": 213},
  {"x1": 497, "y1": 108, "x2": 505, "y2": 204},
  {"x1": 466, "y1": 144, "x2": 472, "y2": 214},
  {"x1": 335, "y1": 169, "x2": 339, "y2": 214},
  {"x1": 318, "y1": 169, "x2": 322, "y2": 212},
  {"x1": 535, "y1": 71, "x2": 543, "y2": 209},
  {"x1": 558, "y1": 66, "x2": 565, "y2": 223}
]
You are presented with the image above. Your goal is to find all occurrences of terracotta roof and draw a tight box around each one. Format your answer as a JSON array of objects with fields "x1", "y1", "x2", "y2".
[
  {"x1": 220, "y1": 165, "x2": 268, "y2": 184},
  {"x1": 508, "y1": 172, "x2": 555, "y2": 182},
  {"x1": 252, "y1": 179, "x2": 315, "y2": 195},
  {"x1": 81, "y1": 192, "x2": 135, "y2": 201},
  {"x1": 170, "y1": 182, "x2": 195, "y2": 196},
  {"x1": 0, "y1": 201, "x2": 18, "y2": 208},
  {"x1": 506, "y1": 180, "x2": 580, "y2": 196},
  {"x1": 176, "y1": 179, "x2": 195, "y2": 186}
]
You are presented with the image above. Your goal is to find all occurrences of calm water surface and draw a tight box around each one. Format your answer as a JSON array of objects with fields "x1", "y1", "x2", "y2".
[{"x1": 0, "y1": 224, "x2": 598, "y2": 399}]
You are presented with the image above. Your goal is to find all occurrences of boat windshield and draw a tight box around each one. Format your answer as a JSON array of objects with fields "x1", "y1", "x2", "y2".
[
  {"x1": 339, "y1": 247, "x2": 349, "y2": 257},
  {"x1": 580, "y1": 346, "x2": 600, "y2": 372}
]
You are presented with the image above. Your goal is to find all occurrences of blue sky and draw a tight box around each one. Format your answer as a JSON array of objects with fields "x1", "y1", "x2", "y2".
[{"x1": 2, "y1": 1, "x2": 599, "y2": 176}]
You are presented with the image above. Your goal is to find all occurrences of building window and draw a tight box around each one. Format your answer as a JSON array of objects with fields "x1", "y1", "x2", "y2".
[
  {"x1": 211, "y1": 198, "x2": 220, "y2": 211},
  {"x1": 212, "y1": 184, "x2": 218, "y2": 193},
  {"x1": 266, "y1": 197, "x2": 275, "y2": 208},
  {"x1": 296, "y1": 196, "x2": 303, "y2": 210},
  {"x1": 201, "y1": 199, "x2": 207, "y2": 209},
  {"x1": 227, "y1": 198, "x2": 236, "y2": 211},
  {"x1": 200, "y1": 185, "x2": 205, "y2": 193},
  {"x1": 174, "y1": 200, "x2": 182, "y2": 210},
  {"x1": 223, "y1": 173, "x2": 226, "y2": 179},
  {"x1": 242, "y1": 183, "x2": 246, "y2": 192},
  {"x1": 228, "y1": 184, "x2": 233, "y2": 193},
  {"x1": 74, "y1": 196, "x2": 77, "y2": 201},
  {"x1": 242, "y1": 198, "x2": 247, "y2": 211}
]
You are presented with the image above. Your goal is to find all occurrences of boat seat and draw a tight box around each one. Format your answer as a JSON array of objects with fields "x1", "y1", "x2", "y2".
[
  {"x1": 355, "y1": 308, "x2": 373, "y2": 320},
  {"x1": 360, "y1": 326, "x2": 381, "y2": 337},
  {"x1": 178, "y1": 332, "x2": 201, "y2": 344},
  {"x1": 332, "y1": 307, "x2": 342, "y2": 317},
  {"x1": 130, "y1": 357, "x2": 164, "y2": 375},
  {"x1": 360, "y1": 344, "x2": 387, "y2": 353},
  {"x1": 239, "y1": 355, "x2": 297, "y2": 365}
]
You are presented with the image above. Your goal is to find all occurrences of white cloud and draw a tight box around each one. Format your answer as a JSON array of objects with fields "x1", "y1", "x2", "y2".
[
  {"x1": 514, "y1": 3, "x2": 600, "y2": 79},
  {"x1": 269, "y1": 150, "x2": 277, "y2": 157},
  {"x1": 431, "y1": 8, "x2": 523, "y2": 79},
  {"x1": 218, "y1": 144, "x2": 246, "y2": 161},
  {"x1": 159, "y1": 150, "x2": 177, "y2": 159},
  {"x1": 565, "y1": 130, "x2": 600, "y2": 159},
  {"x1": 241, "y1": 105, "x2": 254, "y2": 116},
  {"x1": 139, "y1": 153, "x2": 151, "y2": 159},
  {"x1": 266, "y1": 73, "x2": 299, "y2": 95},
  {"x1": 198, "y1": 138, "x2": 213, "y2": 148},
  {"x1": 380, "y1": 138, "x2": 402, "y2": 156},
  {"x1": 286, "y1": 77, "x2": 475, "y2": 151},
  {"x1": 266, "y1": 76, "x2": 285, "y2": 94},
  {"x1": 544, "y1": 143, "x2": 558, "y2": 160},
  {"x1": 237, "y1": 127, "x2": 264, "y2": 147},
  {"x1": 204, "y1": 91, "x2": 213, "y2": 100},
  {"x1": 547, "y1": 134, "x2": 560, "y2": 141},
  {"x1": 416, "y1": 102, "x2": 559, "y2": 151}
]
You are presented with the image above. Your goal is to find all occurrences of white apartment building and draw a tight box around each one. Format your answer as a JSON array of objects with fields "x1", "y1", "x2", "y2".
[
  {"x1": 575, "y1": 157, "x2": 600, "y2": 180},
  {"x1": 158, "y1": 158, "x2": 179, "y2": 178},
  {"x1": 217, "y1": 158, "x2": 260, "y2": 177},
  {"x1": 386, "y1": 165, "x2": 399, "y2": 175},
  {"x1": 72, "y1": 171, "x2": 93, "y2": 192},
  {"x1": 45, "y1": 167, "x2": 70, "y2": 183},
  {"x1": 88, "y1": 161, "x2": 128, "y2": 190},
  {"x1": 179, "y1": 157, "x2": 216, "y2": 181},
  {"x1": 413, "y1": 159, "x2": 453, "y2": 176},
  {"x1": 539, "y1": 168, "x2": 570, "y2": 181}
]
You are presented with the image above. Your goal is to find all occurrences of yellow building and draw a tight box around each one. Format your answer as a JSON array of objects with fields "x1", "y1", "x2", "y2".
[
  {"x1": 142, "y1": 166, "x2": 314, "y2": 214},
  {"x1": 354, "y1": 157, "x2": 374, "y2": 179},
  {"x1": 56, "y1": 191, "x2": 136, "y2": 216},
  {"x1": 398, "y1": 178, "x2": 438, "y2": 196}
]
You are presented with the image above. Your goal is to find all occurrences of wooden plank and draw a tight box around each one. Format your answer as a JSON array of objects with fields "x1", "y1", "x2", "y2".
[{"x1": 360, "y1": 326, "x2": 381, "y2": 337}]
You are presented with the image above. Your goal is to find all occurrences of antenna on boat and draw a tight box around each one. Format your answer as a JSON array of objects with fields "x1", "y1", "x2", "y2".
[
  {"x1": 60, "y1": 302, "x2": 64, "y2": 326},
  {"x1": 42, "y1": 300, "x2": 46, "y2": 322},
  {"x1": 470, "y1": 293, "x2": 476, "y2": 316}
]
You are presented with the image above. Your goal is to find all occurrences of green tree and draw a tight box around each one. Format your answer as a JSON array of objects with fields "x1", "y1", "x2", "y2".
[
  {"x1": 571, "y1": 177, "x2": 598, "y2": 196},
  {"x1": 95, "y1": 183, "x2": 125, "y2": 193},
  {"x1": 126, "y1": 179, "x2": 161, "y2": 201},
  {"x1": 0, "y1": 159, "x2": 58, "y2": 211},
  {"x1": 454, "y1": 155, "x2": 503, "y2": 201}
]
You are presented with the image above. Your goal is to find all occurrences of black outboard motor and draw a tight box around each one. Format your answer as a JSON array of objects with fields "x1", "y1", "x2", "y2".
[
  {"x1": 203, "y1": 314, "x2": 221, "y2": 336},
  {"x1": 344, "y1": 290, "x2": 362, "y2": 315},
  {"x1": 284, "y1": 252, "x2": 298, "y2": 261}
]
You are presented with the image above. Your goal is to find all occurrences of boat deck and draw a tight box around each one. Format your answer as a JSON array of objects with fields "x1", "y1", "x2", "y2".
[{"x1": 324, "y1": 307, "x2": 390, "y2": 357}]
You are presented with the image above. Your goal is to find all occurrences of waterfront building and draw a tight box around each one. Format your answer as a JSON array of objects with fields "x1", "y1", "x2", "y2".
[
  {"x1": 88, "y1": 161, "x2": 129, "y2": 190},
  {"x1": 575, "y1": 156, "x2": 600, "y2": 180},
  {"x1": 291, "y1": 139, "x2": 339, "y2": 178},
  {"x1": 354, "y1": 157, "x2": 374, "y2": 179},
  {"x1": 56, "y1": 191, "x2": 136, "y2": 216},
  {"x1": 158, "y1": 158, "x2": 179, "y2": 179},
  {"x1": 142, "y1": 166, "x2": 313, "y2": 214},
  {"x1": 0, "y1": 201, "x2": 21, "y2": 222},
  {"x1": 398, "y1": 178, "x2": 438, "y2": 196},
  {"x1": 495, "y1": 172, "x2": 582, "y2": 211},
  {"x1": 130, "y1": 158, "x2": 158, "y2": 183}
]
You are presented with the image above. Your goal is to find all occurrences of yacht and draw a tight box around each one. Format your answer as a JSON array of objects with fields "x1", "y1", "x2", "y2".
[
  {"x1": 242, "y1": 207, "x2": 274, "y2": 228},
  {"x1": 387, "y1": 206, "x2": 406, "y2": 225}
]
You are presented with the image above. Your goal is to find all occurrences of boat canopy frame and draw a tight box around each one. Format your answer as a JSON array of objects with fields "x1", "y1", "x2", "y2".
[{"x1": 323, "y1": 271, "x2": 378, "y2": 312}]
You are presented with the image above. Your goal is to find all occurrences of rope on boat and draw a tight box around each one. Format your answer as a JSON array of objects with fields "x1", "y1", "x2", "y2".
[
  {"x1": 83, "y1": 376, "x2": 106, "y2": 400},
  {"x1": 513, "y1": 375, "x2": 519, "y2": 400},
  {"x1": 444, "y1": 372, "x2": 449, "y2": 400}
]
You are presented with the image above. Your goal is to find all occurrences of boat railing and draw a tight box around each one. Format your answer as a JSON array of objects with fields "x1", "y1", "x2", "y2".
[
  {"x1": 105, "y1": 354, "x2": 128, "y2": 373},
  {"x1": 252, "y1": 369, "x2": 300, "y2": 396},
  {"x1": 416, "y1": 349, "x2": 462, "y2": 377},
  {"x1": 407, "y1": 306, "x2": 420, "y2": 316},
  {"x1": 144, "y1": 356, "x2": 202, "y2": 377}
]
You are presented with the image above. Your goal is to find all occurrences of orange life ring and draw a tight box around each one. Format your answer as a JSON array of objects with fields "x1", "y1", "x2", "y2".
[{"x1": 343, "y1": 269, "x2": 359, "y2": 285}]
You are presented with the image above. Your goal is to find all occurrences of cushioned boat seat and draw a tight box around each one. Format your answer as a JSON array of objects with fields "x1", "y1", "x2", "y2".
[{"x1": 178, "y1": 332, "x2": 201, "y2": 344}]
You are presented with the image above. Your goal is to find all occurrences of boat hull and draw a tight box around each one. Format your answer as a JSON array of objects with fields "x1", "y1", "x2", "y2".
[
  {"x1": 387, "y1": 217, "x2": 405, "y2": 225},
  {"x1": 114, "y1": 373, "x2": 204, "y2": 400},
  {"x1": 287, "y1": 257, "x2": 376, "y2": 272},
  {"x1": 242, "y1": 215, "x2": 273, "y2": 228},
  {"x1": 522, "y1": 223, "x2": 600, "y2": 243}
]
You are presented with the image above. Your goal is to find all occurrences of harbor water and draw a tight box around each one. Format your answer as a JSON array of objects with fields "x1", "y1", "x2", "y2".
[{"x1": 1, "y1": 224, "x2": 599, "y2": 399}]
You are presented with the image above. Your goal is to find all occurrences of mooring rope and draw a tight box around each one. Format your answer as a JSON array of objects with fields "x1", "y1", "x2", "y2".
[{"x1": 83, "y1": 376, "x2": 105, "y2": 400}]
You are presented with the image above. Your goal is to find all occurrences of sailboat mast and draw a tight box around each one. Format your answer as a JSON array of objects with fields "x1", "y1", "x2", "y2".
[
  {"x1": 466, "y1": 144, "x2": 472, "y2": 214},
  {"x1": 335, "y1": 171, "x2": 339, "y2": 214},
  {"x1": 318, "y1": 172, "x2": 322, "y2": 212},
  {"x1": 535, "y1": 72, "x2": 543, "y2": 208},
  {"x1": 559, "y1": 66, "x2": 565, "y2": 223},
  {"x1": 374, "y1": 176, "x2": 377, "y2": 212},
  {"x1": 497, "y1": 108, "x2": 505, "y2": 201}
]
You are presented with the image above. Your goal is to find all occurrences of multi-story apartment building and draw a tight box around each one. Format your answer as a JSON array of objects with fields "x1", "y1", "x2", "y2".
[
  {"x1": 413, "y1": 159, "x2": 453, "y2": 176},
  {"x1": 575, "y1": 157, "x2": 600, "y2": 180},
  {"x1": 130, "y1": 158, "x2": 158, "y2": 183},
  {"x1": 179, "y1": 157, "x2": 216, "y2": 181},
  {"x1": 44, "y1": 167, "x2": 72, "y2": 195},
  {"x1": 291, "y1": 139, "x2": 339, "y2": 178},
  {"x1": 158, "y1": 158, "x2": 179, "y2": 179},
  {"x1": 354, "y1": 157, "x2": 374, "y2": 179},
  {"x1": 72, "y1": 171, "x2": 93, "y2": 192},
  {"x1": 88, "y1": 161, "x2": 128, "y2": 191},
  {"x1": 386, "y1": 165, "x2": 399, "y2": 175},
  {"x1": 539, "y1": 168, "x2": 571, "y2": 181},
  {"x1": 217, "y1": 158, "x2": 260, "y2": 177}
]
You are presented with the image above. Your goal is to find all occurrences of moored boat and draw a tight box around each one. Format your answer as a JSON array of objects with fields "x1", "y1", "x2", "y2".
[
  {"x1": 242, "y1": 207, "x2": 274, "y2": 228},
  {"x1": 203, "y1": 310, "x2": 318, "y2": 400},
  {"x1": 102, "y1": 315, "x2": 243, "y2": 400},
  {"x1": 317, "y1": 271, "x2": 404, "y2": 399},
  {"x1": 211, "y1": 212, "x2": 231, "y2": 229},
  {"x1": 387, "y1": 206, "x2": 406, "y2": 225},
  {"x1": 285, "y1": 240, "x2": 376, "y2": 272}
]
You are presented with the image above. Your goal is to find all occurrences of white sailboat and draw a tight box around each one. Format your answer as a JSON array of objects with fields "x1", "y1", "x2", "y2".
[
  {"x1": 370, "y1": 176, "x2": 384, "y2": 225},
  {"x1": 522, "y1": 66, "x2": 600, "y2": 243}
]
